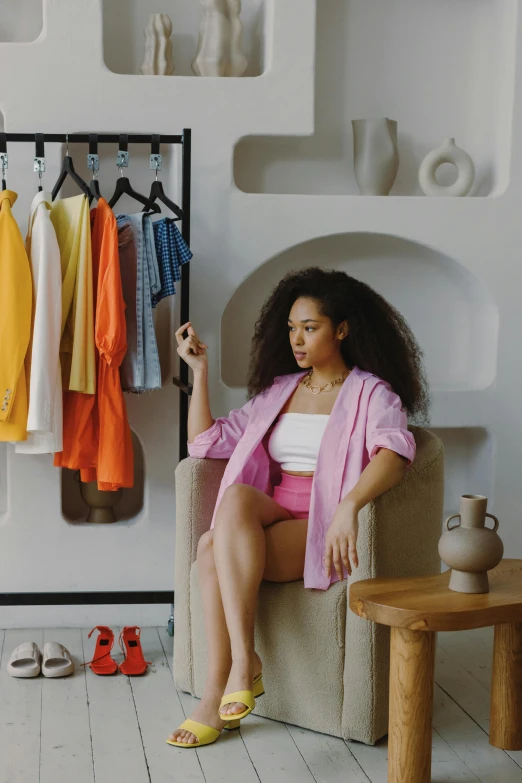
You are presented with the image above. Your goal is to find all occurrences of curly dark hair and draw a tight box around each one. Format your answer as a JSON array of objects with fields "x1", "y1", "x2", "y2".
[{"x1": 246, "y1": 266, "x2": 430, "y2": 424}]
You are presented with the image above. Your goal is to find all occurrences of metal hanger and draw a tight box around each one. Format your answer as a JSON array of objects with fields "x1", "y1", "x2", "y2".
[
  {"x1": 0, "y1": 133, "x2": 8, "y2": 191},
  {"x1": 34, "y1": 133, "x2": 45, "y2": 193},
  {"x1": 51, "y1": 133, "x2": 92, "y2": 201},
  {"x1": 108, "y1": 133, "x2": 160, "y2": 213},
  {"x1": 88, "y1": 134, "x2": 102, "y2": 205},
  {"x1": 142, "y1": 134, "x2": 183, "y2": 220}
]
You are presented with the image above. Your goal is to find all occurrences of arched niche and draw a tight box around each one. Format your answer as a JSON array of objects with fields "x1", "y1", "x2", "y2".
[
  {"x1": 61, "y1": 430, "x2": 145, "y2": 524},
  {"x1": 221, "y1": 232, "x2": 498, "y2": 392}
]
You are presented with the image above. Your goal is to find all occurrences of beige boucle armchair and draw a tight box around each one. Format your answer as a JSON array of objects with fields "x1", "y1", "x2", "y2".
[{"x1": 173, "y1": 425, "x2": 444, "y2": 745}]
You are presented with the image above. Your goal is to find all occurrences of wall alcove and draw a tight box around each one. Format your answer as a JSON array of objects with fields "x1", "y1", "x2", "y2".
[
  {"x1": 61, "y1": 430, "x2": 145, "y2": 524},
  {"x1": 430, "y1": 426, "x2": 493, "y2": 520},
  {"x1": 0, "y1": 0, "x2": 43, "y2": 42},
  {"x1": 221, "y1": 232, "x2": 498, "y2": 392},
  {"x1": 234, "y1": 0, "x2": 517, "y2": 196},
  {"x1": 102, "y1": 0, "x2": 266, "y2": 77}
]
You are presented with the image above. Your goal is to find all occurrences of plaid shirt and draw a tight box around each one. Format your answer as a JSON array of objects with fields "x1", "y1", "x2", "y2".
[{"x1": 151, "y1": 218, "x2": 192, "y2": 307}]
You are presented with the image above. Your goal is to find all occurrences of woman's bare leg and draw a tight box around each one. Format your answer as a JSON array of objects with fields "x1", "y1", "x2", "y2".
[
  {"x1": 213, "y1": 484, "x2": 306, "y2": 716},
  {"x1": 168, "y1": 530, "x2": 262, "y2": 745}
]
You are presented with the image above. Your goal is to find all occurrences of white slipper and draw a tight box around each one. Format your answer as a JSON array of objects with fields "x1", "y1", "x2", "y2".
[
  {"x1": 7, "y1": 642, "x2": 42, "y2": 678},
  {"x1": 41, "y1": 641, "x2": 74, "y2": 678}
]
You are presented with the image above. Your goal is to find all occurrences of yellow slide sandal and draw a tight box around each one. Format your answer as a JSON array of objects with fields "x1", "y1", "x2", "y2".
[
  {"x1": 219, "y1": 689, "x2": 255, "y2": 721},
  {"x1": 166, "y1": 717, "x2": 240, "y2": 748}
]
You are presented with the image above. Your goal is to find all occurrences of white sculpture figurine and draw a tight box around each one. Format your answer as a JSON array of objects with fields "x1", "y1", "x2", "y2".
[
  {"x1": 225, "y1": 0, "x2": 248, "y2": 76},
  {"x1": 192, "y1": 0, "x2": 231, "y2": 77},
  {"x1": 192, "y1": 0, "x2": 248, "y2": 77},
  {"x1": 141, "y1": 14, "x2": 175, "y2": 76}
]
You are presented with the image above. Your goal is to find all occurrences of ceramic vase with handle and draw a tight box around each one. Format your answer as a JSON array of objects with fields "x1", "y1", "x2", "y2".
[
  {"x1": 438, "y1": 494, "x2": 504, "y2": 593},
  {"x1": 352, "y1": 118, "x2": 399, "y2": 195}
]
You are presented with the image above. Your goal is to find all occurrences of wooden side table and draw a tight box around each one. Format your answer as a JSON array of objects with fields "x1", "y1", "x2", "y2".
[{"x1": 349, "y1": 558, "x2": 522, "y2": 783}]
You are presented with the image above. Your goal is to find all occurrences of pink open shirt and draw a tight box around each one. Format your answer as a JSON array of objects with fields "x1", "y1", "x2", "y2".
[{"x1": 187, "y1": 365, "x2": 416, "y2": 590}]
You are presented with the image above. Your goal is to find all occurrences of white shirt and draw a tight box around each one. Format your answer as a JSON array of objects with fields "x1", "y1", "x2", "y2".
[
  {"x1": 15, "y1": 191, "x2": 62, "y2": 455},
  {"x1": 267, "y1": 412, "x2": 330, "y2": 472}
]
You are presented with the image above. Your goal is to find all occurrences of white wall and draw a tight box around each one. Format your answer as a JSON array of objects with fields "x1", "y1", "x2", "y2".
[{"x1": 0, "y1": 0, "x2": 520, "y2": 626}]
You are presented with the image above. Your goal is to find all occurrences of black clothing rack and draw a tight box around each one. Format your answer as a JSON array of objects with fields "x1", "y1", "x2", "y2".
[{"x1": 0, "y1": 130, "x2": 192, "y2": 609}]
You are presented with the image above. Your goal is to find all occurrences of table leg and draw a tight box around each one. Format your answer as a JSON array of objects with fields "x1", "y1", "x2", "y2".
[
  {"x1": 388, "y1": 627, "x2": 436, "y2": 783},
  {"x1": 490, "y1": 621, "x2": 522, "y2": 750}
]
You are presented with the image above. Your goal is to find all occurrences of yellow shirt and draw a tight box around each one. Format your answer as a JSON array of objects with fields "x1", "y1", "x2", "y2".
[
  {"x1": 50, "y1": 195, "x2": 95, "y2": 394},
  {"x1": 0, "y1": 190, "x2": 32, "y2": 441}
]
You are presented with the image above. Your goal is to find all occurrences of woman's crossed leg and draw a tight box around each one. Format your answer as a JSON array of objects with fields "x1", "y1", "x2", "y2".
[{"x1": 169, "y1": 483, "x2": 308, "y2": 745}]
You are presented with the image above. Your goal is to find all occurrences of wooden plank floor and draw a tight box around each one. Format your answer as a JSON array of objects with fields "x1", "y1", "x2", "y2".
[{"x1": 0, "y1": 626, "x2": 520, "y2": 782}]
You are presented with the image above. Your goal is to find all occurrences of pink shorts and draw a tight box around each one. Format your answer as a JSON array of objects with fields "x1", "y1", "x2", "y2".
[{"x1": 272, "y1": 473, "x2": 313, "y2": 518}]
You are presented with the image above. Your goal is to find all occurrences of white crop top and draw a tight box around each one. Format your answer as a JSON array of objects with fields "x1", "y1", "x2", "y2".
[{"x1": 267, "y1": 412, "x2": 330, "y2": 472}]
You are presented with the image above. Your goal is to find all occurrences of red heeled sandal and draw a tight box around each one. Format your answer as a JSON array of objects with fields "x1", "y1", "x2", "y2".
[
  {"x1": 118, "y1": 626, "x2": 151, "y2": 676},
  {"x1": 81, "y1": 626, "x2": 119, "y2": 675}
]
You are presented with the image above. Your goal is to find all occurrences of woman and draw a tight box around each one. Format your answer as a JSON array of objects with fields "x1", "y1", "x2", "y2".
[{"x1": 167, "y1": 267, "x2": 429, "y2": 748}]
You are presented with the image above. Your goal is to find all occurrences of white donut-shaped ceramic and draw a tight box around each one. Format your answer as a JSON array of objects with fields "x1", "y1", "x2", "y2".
[{"x1": 419, "y1": 138, "x2": 475, "y2": 197}]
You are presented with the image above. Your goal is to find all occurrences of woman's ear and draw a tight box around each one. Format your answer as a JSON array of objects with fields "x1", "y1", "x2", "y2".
[{"x1": 338, "y1": 321, "x2": 349, "y2": 340}]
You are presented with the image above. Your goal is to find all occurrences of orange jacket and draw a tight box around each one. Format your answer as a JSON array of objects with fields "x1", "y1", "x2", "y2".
[{"x1": 55, "y1": 199, "x2": 133, "y2": 490}]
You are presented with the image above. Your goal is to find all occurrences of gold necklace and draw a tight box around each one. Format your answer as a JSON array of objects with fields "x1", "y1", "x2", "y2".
[{"x1": 303, "y1": 368, "x2": 351, "y2": 395}]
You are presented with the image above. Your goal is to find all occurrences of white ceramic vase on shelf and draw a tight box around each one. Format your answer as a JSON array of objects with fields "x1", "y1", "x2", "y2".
[
  {"x1": 352, "y1": 118, "x2": 399, "y2": 196},
  {"x1": 192, "y1": 0, "x2": 230, "y2": 77},
  {"x1": 419, "y1": 137, "x2": 475, "y2": 197},
  {"x1": 141, "y1": 14, "x2": 175, "y2": 75},
  {"x1": 226, "y1": 0, "x2": 248, "y2": 76},
  {"x1": 192, "y1": 0, "x2": 248, "y2": 77}
]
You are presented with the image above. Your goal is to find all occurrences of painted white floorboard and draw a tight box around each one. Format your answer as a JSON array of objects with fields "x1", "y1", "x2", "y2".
[
  {"x1": 346, "y1": 728, "x2": 483, "y2": 783},
  {"x1": 39, "y1": 628, "x2": 94, "y2": 783},
  {"x1": 436, "y1": 626, "x2": 522, "y2": 768},
  {"x1": 0, "y1": 625, "x2": 521, "y2": 782},
  {"x1": 437, "y1": 627, "x2": 494, "y2": 691},
  {"x1": 432, "y1": 681, "x2": 522, "y2": 782},
  {"x1": 286, "y1": 723, "x2": 370, "y2": 783},
  {"x1": 81, "y1": 626, "x2": 150, "y2": 783},
  {"x1": 129, "y1": 627, "x2": 205, "y2": 783},
  {"x1": 0, "y1": 629, "x2": 44, "y2": 783}
]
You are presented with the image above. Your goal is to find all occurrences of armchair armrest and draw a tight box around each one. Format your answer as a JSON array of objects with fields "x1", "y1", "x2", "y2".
[
  {"x1": 342, "y1": 426, "x2": 444, "y2": 743},
  {"x1": 173, "y1": 455, "x2": 228, "y2": 691}
]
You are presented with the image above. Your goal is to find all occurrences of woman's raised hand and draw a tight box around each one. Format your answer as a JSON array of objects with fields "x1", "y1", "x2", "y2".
[{"x1": 175, "y1": 322, "x2": 208, "y2": 373}]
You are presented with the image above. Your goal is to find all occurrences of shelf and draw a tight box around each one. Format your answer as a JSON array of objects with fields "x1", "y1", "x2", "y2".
[
  {"x1": 234, "y1": 0, "x2": 517, "y2": 197},
  {"x1": 0, "y1": 0, "x2": 42, "y2": 42},
  {"x1": 102, "y1": 0, "x2": 265, "y2": 77}
]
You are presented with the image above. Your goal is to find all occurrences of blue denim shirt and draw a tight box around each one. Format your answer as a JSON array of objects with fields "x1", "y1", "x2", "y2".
[{"x1": 117, "y1": 213, "x2": 161, "y2": 393}]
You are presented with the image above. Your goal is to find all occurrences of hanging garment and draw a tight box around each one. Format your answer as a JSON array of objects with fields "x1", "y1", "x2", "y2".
[
  {"x1": 54, "y1": 207, "x2": 100, "y2": 474},
  {"x1": 50, "y1": 194, "x2": 95, "y2": 394},
  {"x1": 0, "y1": 190, "x2": 32, "y2": 442},
  {"x1": 151, "y1": 218, "x2": 192, "y2": 307},
  {"x1": 117, "y1": 213, "x2": 161, "y2": 393},
  {"x1": 80, "y1": 199, "x2": 134, "y2": 489},
  {"x1": 16, "y1": 191, "x2": 63, "y2": 455},
  {"x1": 56, "y1": 199, "x2": 134, "y2": 491}
]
